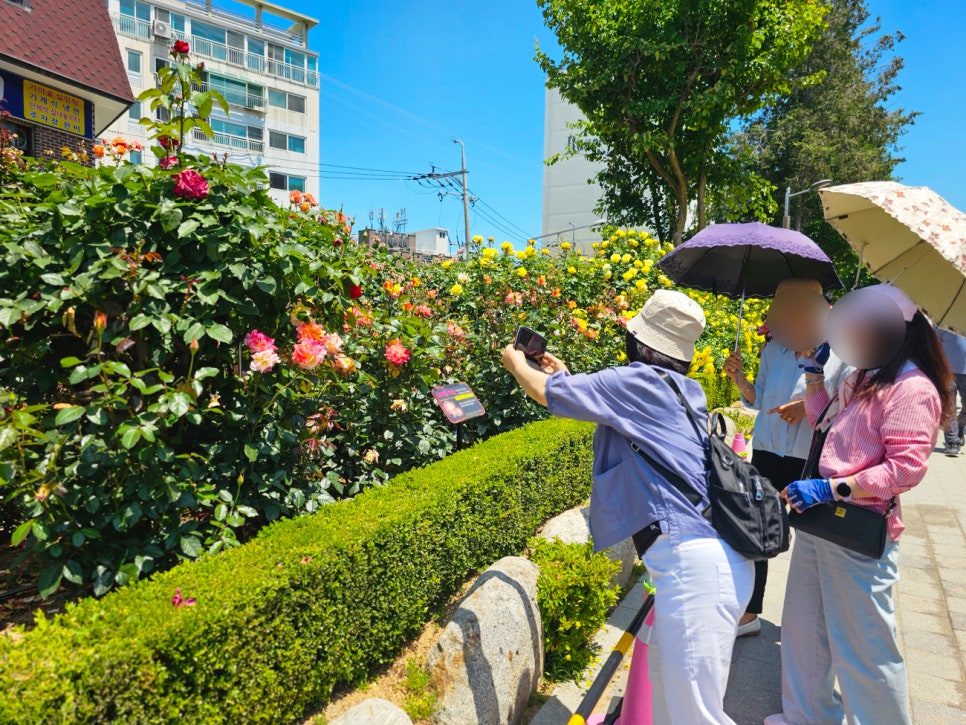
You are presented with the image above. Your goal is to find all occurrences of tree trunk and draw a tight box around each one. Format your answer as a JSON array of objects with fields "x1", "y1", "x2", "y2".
[{"x1": 696, "y1": 168, "x2": 708, "y2": 232}]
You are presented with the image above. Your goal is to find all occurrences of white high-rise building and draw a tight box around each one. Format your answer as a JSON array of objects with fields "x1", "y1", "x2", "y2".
[
  {"x1": 104, "y1": 0, "x2": 319, "y2": 206},
  {"x1": 540, "y1": 87, "x2": 605, "y2": 250}
]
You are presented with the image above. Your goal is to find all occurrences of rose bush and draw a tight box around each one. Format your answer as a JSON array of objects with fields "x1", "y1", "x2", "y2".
[{"x1": 0, "y1": 44, "x2": 766, "y2": 600}]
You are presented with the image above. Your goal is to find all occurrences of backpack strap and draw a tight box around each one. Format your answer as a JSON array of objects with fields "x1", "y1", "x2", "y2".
[
  {"x1": 628, "y1": 439, "x2": 713, "y2": 521},
  {"x1": 653, "y1": 369, "x2": 707, "y2": 439},
  {"x1": 628, "y1": 367, "x2": 712, "y2": 521}
]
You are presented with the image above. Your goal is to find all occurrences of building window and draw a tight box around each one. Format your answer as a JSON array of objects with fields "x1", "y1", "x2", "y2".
[
  {"x1": 269, "y1": 131, "x2": 286, "y2": 150},
  {"x1": 191, "y1": 19, "x2": 227, "y2": 61},
  {"x1": 268, "y1": 131, "x2": 305, "y2": 154},
  {"x1": 287, "y1": 94, "x2": 306, "y2": 113},
  {"x1": 267, "y1": 89, "x2": 306, "y2": 114},
  {"x1": 269, "y1": 173, "x2": 305, "y2": 192},
  {"x1": 128, "y1": 101, "x2": 142, "y2": 120},
  {"x1": 5, "y1": 0, "x2": 30, "y2": 10},
  {"x1": 126, "y1": 50, "x2": 142, "y2": 74},
  {"x1": 207, "y1": 73, "x2": 264, "y2": 110},
  {"x1": 129, "y1": 150, "x2": 143, "y2": 165},
  {"x1": 119, "y1": 0, "x2": 150, "y2": 39}
]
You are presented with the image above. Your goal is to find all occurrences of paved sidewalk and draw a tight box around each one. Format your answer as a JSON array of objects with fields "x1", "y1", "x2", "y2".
[{"x1": 532, "y1": 448, "x2": 966, "y2": 724}]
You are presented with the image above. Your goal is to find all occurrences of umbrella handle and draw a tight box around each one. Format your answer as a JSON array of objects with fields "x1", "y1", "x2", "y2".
[{"x1": 734, "y1": 288, "x2": 746, "y2": 352}]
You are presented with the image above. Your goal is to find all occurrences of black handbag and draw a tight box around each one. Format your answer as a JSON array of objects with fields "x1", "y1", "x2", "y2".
[
  {"x1": 631, "y1": 370, "x2": 790, "y2": 561},
  {"x1": 787, "y1": 399, "x2": 895, "y2": 559}
]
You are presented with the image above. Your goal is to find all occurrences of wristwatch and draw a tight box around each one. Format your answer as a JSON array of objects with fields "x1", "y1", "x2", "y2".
[{"x1": 835, "y1": 479, "x2": 852, "y2": 501}]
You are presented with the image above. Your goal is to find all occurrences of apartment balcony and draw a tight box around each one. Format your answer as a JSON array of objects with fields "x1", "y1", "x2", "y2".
[
  {"x1": 194, "y1": 81, "x2": 265, "y2": 112},
  {"x1": 110, "y1": 14, "x2": 319, "y2": 88},
  {"x1": 192, "y1": 127, "x2": 263, "y2": 153}
]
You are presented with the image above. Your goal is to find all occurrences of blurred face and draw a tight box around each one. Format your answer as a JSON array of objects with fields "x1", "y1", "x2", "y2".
[
  {"x1": 826, "y1": 287, "x2": 906, "y2": 369},
  {"x1": 766, "y1": 279, "x2": 829, "y2": 353}
]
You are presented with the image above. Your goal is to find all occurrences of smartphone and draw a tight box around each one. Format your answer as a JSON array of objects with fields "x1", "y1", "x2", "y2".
[{"x1": 514, "y1": 326, "x2": 547, "y2": 368}]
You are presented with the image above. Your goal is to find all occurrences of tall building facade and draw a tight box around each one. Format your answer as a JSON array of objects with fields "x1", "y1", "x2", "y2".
[
  {"x1": 540, "y1": 87, "x2": 605, "y2": 250},
  {"x1": 103, "y1": 0, "x2": 320, "y2": 205},
  {"x1": 0, "y1": 0, "x2": 134, "y2": 162}
]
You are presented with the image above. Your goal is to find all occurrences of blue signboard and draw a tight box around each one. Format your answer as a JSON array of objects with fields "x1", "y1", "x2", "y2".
[{"x1": 0, "y1": 68, "x2": 94, "y2": 139}]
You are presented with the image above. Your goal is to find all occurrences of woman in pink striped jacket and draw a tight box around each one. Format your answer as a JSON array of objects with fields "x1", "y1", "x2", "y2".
[{"x1": 766, "y1": 285, "x2": 954, "y2": 725}]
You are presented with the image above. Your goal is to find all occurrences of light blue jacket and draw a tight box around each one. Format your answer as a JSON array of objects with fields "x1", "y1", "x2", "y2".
[{"x1": 741, "y1": 342, "x2": 849, "y2": 460}]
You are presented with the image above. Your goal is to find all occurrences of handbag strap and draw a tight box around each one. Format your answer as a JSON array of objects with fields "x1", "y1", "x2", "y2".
[{"x1": 807, "y1": 395, "x2": 896, "y2": 519}]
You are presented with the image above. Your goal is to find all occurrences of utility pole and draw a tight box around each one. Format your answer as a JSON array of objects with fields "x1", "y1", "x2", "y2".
[
  {"x1": 412, "y1": 145, "x2": 475, "y2": 260},
  {"x1": 453, "y1": 139, "x2": 470, "y2": 260}
]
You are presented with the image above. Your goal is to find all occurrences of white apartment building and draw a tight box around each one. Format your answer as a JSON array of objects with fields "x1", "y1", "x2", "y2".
[
  {"x1": 541, "y1": 87, "x2": 606, "y2": 251},
  {"x1": 104, "y1": 0, "x2": 320, "y2": 205}
]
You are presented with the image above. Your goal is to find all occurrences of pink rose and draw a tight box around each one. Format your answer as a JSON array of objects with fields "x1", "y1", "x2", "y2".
[
  {"x1": 244, "y1": 330, "x2": 276, "y2": 354},
  {"x1": 384, "y1": 340, "x2": 410, "y2": 366},
  {"x1": 172, "y1": 169, "x2": 209, "y2": 201},
  {"x1": 159, "y1": 155, "x2": 178, "y2": 170}
]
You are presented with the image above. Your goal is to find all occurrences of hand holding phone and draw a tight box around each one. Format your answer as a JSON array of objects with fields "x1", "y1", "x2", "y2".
[{"x1": 514, "y1": 326, "x2": 548, "y2": 371}]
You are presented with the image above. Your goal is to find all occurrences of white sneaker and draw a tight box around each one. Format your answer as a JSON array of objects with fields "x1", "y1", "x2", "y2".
[
  {"x1": 763, "y1": 715, "x2": 790, "y2": 725},
  {"x1": 737, "y1": 615, "x2": 762, "y2": 637}
]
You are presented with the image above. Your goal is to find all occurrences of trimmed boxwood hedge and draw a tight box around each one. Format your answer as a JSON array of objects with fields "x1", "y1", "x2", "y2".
[{"x1": 0, "y1": 418, "x2": 593, "y2": 724}]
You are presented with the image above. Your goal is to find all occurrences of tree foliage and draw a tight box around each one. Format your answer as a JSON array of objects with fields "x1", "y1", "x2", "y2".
[
  {"x1": 735, "y1": 0, "x2": 917, "y2": 286},
  {"x1": 536, "y1": 0, "x2": 828, "y2": 242}
]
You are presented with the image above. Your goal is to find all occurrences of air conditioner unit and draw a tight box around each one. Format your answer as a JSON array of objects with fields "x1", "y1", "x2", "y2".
[{"x1": 153, "y1": 20, "x2": 171, "y2": 38}]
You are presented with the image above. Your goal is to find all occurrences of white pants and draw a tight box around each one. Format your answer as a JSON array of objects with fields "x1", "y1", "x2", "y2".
[
  {"x1": 643, "y1": 533, "x2": 754, "y2": 724},
  {"x1": 780, "y1": 532, "x2": 909, "y2": 725}
]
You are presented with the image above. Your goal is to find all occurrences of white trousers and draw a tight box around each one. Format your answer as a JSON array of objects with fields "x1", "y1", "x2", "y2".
[
  {"x1": 780, "y1": 532, "x2": 909, "y2": 725},
  {"x1": 643, "y1": 533, "x2": 754, "y2": 725}
]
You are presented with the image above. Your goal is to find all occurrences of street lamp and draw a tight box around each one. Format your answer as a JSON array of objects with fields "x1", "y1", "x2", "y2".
[
  {"x1": 568, "y1": 221, "x2": 576, "y2": 243},
  {"x1": 783, "y1": 179, "x2": 833, "y2": 229}
]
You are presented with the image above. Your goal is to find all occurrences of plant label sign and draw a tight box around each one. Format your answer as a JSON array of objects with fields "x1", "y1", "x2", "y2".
[{"x1": 432, "y1": 382, "x2": 485, "y2": 425}]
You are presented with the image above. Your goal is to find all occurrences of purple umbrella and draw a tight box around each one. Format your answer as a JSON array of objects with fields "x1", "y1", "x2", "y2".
[{"x1": 657, "y1": 222, "x2": 842, "y2": 348}]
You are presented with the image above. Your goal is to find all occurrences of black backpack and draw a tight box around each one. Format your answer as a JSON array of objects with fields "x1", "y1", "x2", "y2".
[{"x1": 629, "y1": 370, "x2": 790, "y2": 561}]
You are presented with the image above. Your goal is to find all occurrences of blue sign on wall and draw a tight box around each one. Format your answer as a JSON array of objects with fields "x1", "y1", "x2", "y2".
[{"x1": 0, "y1": 68, "x2": 94, "y2": 139}]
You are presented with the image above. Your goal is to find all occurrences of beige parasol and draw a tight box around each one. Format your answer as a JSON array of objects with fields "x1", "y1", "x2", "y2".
[{"x1": 818, "y1": 181, "x2": 966, "y2": 334}]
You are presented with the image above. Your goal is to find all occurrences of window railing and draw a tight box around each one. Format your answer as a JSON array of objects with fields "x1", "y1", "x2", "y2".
[
  {"x1": 111, "y1": 13, "x2": 319, "y2": 88},
  {"x1": 188, "y1": 36, "x2": 318, "y2": 88},
  {"x1": 193, "y1": 127, "x2": 263, "y2": 153},
  {"x1": 112, "y1": 13, "x2": 151, "y2": 40},
  {"x1": 194, "y1": 81, "x2": 265, "y2": 112}
]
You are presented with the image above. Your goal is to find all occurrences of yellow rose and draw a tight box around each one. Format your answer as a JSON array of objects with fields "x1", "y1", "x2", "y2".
[
  {"x1": 450, "y1": 283, "x2": 463, "y2": 295},
  {"x1": 560, "y1": 241, "x2": 572, "y2": 250},
  {"x1": 623, "y1": 268, "x2": 638, "y2": 281},
  {"x1": 635, "y1": 279, "x2": 647, "y2": 291},
  {"x1": 442, "y1": 260, "x2": 452, "y2": 269},
  {"x1": 517, "y1": 267, "x2": 528, "y2": 278},
  {"x1": 568, "y1": 266, "x2": 577, "y2": 274},
  {"x1": 610, "y1": 253, "x2": 621, "y2": 264},
  {"x1": 621, "y1": 253, "x2": 631, "y2": 264}
]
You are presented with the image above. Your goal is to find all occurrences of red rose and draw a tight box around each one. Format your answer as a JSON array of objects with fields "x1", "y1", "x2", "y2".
[
  {"x1": 172, "y1": 169, "x2": 209, "y2": 201},
  {"x1": 171, "y1": 40, "x2": 190, "y2": 55},
  {"x1": 349, "y1": 284, "x2": 363, "y2": 299},
  {"x1": 158, "y1": 135, "x2": 180, "y2": 150}
]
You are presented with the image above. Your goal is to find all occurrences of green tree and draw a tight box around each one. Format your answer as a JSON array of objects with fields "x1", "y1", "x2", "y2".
[
  {"x1": 739, "y1": 0, "x2": 917, "y2": 286},
  {"x1": 536, "y1": 0, "x2": 828, "y2": 243}
]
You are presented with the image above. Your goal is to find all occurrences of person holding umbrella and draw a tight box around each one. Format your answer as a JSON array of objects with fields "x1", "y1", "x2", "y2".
[
  {"x1": 722, "y1": 278, "x2": 849, "y2": 636},
  {"x1": 766, "y1": 284, "x2": 954, "y2": 725}
]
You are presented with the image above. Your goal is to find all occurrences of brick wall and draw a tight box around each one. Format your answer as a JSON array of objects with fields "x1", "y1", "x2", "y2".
[{"x1": 24, "y1": 108, "x2": 96, "y2": 167}]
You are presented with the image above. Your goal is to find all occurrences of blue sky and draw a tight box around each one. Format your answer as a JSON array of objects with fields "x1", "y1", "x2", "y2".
[{"x1": 251, "y1": 1, "x2": 965, "y2": 246}]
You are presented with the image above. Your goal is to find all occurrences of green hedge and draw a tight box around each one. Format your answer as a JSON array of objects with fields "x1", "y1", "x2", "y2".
[{"x1": 0, "y1": 418, "x2": 593, "y2": 724}]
